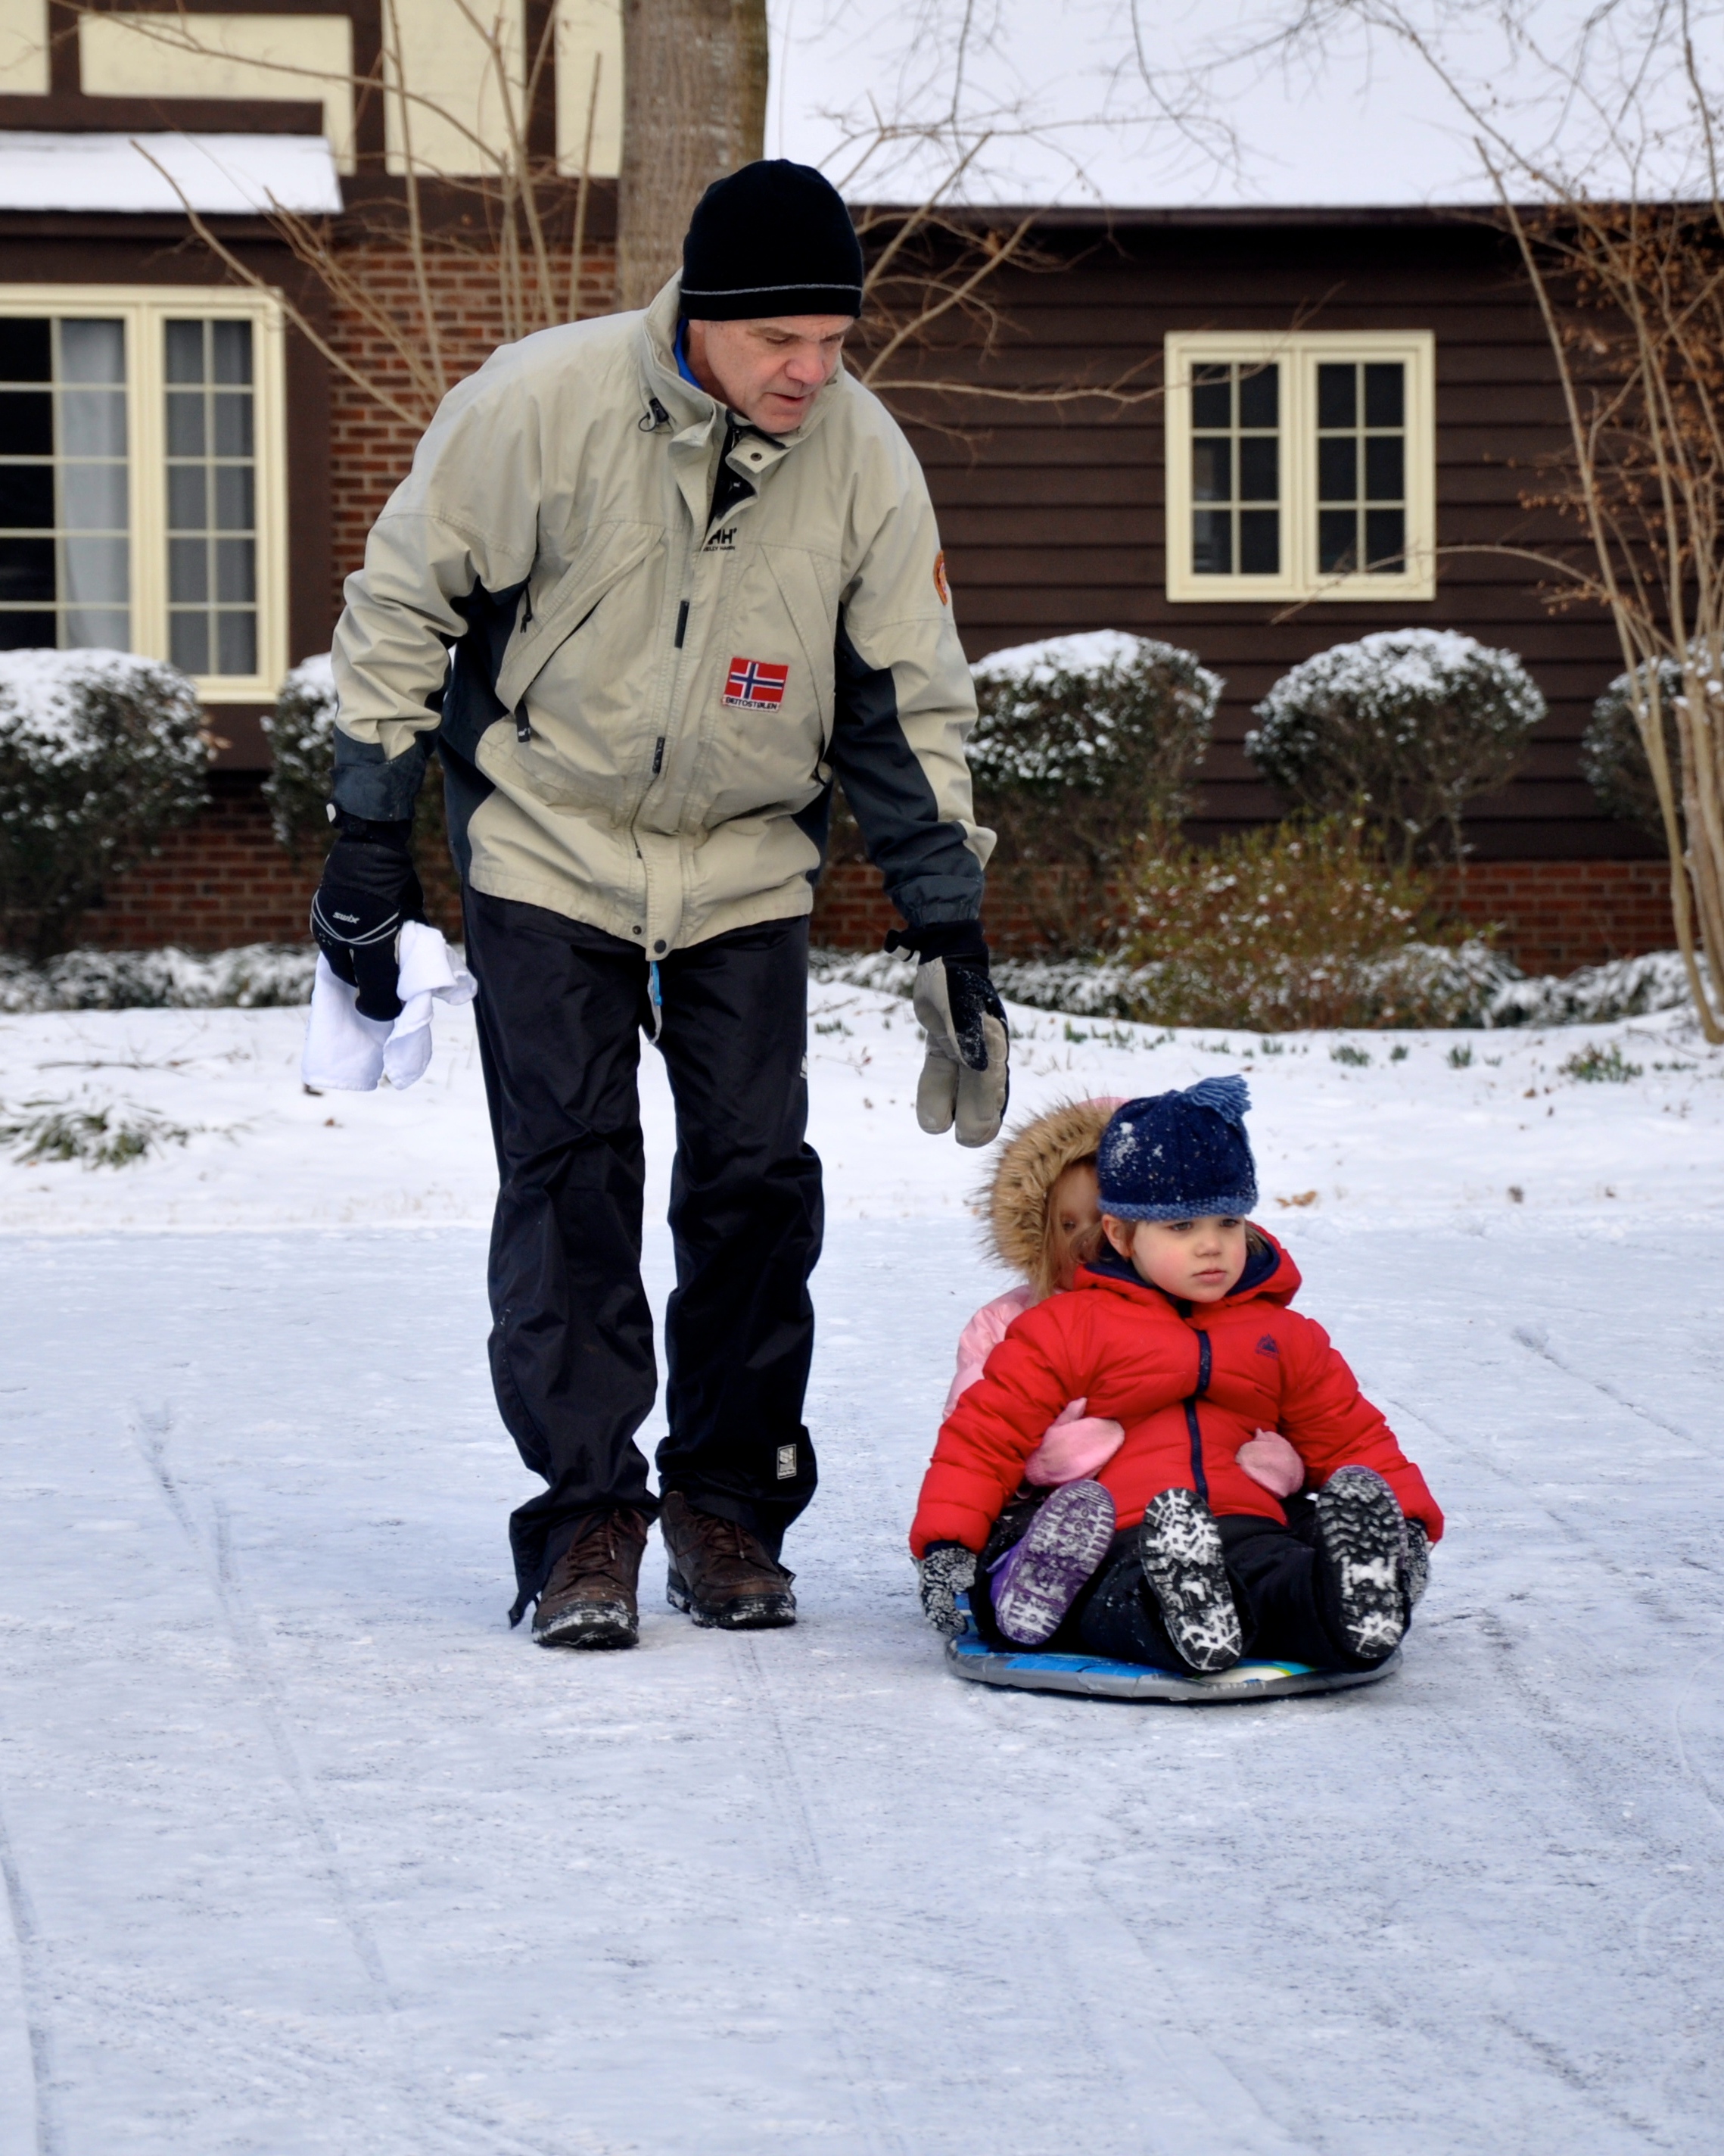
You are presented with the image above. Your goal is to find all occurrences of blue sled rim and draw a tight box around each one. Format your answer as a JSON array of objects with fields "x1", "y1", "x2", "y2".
[{"x1": 945, "y1": 1631, "x2": 1402, "y2": 1703}]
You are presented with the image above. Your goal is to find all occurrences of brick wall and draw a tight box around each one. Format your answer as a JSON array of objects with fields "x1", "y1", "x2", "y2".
[{"x1": 326, "y1": 241, "x2": 619, "y2": 609}]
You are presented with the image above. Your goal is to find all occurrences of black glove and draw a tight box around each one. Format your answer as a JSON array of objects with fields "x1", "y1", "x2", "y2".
[
  {"x1": 310, "y1": 814, "x2": 425, "y2": 1022},
  {"x1": 887, "y1": 923, "x2": 1010, "y2": 1148},
  {"x1": 916, "y1": 1541, "x2": 978, "y2": 1637}
]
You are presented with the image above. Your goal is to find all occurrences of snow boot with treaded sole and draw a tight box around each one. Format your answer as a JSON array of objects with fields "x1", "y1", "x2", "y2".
[
  {"x1": 1316, "y1": 1466, "x2": 1408, "y2": 1662},
  {"x1": 660, "y1": 1492, "x2": 797, "y2": 1630},
  {"x1": 532, "y1": 1508, "x2": 649, "y2": 1650},
  {"x1": 1137, "y1": 1487, "x2": 1242, "y2": 1674},
  {"x1": 990, "y1": 1478, "x2": 1117, "y2": 1646}
]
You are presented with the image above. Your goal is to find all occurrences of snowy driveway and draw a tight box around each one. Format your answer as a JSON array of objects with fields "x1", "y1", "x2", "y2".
[{"x1": 1, "y1": 994, "x2": 1722, "y2": 2152}]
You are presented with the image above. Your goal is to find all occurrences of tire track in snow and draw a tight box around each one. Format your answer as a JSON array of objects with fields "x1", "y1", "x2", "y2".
[
  {"x1": 1510, "y1": 1326, "x2": 1718, "y2": 1455},
  {"x1": 0, "y1": 1792, "x2": 64, "y2": 2156},
  {"x1": 129, "y1": 1402, "x2": 400, "y2": 2013}
]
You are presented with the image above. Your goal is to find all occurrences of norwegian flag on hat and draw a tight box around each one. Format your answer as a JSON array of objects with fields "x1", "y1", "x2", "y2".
[{"x1": 724, "y1": 656, "x2": 789, "y2": 709}]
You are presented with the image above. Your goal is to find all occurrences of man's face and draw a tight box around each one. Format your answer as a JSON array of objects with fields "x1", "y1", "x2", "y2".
[{"x1": 683, "y1": 314, "x2": 854, "y2": 434}]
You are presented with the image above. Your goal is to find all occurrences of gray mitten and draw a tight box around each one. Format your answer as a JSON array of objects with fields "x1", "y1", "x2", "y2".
[
  {"x1": 1404, "y1": 1519, "x2": 1431, "y2": 1610},
  {"x1": 917, "y1": 1543, "x2": 977, "y2": 1637},
  {"x1": 911, "y1": 955, "x2": 1010, "y2": 1148}
]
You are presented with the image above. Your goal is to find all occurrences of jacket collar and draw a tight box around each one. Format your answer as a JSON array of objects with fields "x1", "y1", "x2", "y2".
[{"x1": 1078, "y1": 1227, "x2": 1302, "y2": 1316}]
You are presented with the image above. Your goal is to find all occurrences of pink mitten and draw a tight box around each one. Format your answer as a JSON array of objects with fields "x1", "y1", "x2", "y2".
[
  {"x1": 1236, "y1": 1428, "x2": 1304, "y2": 1498},
  {"x1": 1025, "y1": 1397, "x2": 1126, "y2": 1486}
]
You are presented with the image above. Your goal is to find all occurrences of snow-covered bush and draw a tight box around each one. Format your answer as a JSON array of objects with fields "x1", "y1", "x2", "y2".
[
  {"x1": 966, "y1": 631, "x2": 1221, "y2": 950},
  {"x1": 260, "y1": 651, "x2": 338, "y2": 856},
  {"x1": 1247, "y1": 630, "x2": 1545, "y2": 864},
  {"x1": 0, "y1": 940, "x2": 319, "y2": 1011},
  {"x1": 0, "y1": 650, "x2": 210, "y2": 959},
  {"x1": 1582, "y1": 653, "x2": 1686, "y2": 842}
]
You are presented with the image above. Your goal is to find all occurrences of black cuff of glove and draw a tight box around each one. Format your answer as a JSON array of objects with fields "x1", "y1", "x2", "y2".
[
  {"x1": 329, "y1": 808, "x2": 414, "y2": 851},
  {"x1": 883, "y1": 921, "x2": 988, "y2": 964}
]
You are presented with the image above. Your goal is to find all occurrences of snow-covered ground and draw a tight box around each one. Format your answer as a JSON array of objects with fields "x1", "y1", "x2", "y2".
[{"x1": 2, "y1": 983, "x2": 1722, "y2": 2153}]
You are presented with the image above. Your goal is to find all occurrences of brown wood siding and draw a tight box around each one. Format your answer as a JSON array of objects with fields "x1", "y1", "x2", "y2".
[{"x1": 893, "y1": 220, "x2": 1642, "y2": 862}]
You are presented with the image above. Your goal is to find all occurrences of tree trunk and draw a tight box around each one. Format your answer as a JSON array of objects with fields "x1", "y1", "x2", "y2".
[{"x1": 618, "y1": 0, "x2": 769, "y2": 311}]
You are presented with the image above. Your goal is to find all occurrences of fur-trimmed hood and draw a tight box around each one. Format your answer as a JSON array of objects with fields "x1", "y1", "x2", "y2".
[{"x1": 985, "y1": 1097, "x2": 1125, "y2": 1280}]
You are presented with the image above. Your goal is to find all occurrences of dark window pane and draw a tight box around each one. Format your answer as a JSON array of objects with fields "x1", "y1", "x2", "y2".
[
  {"x1": 215, "y1": 537, "x2": 254, "y2": 603},
  {"x1": 170, "y1": 610, "x2": 210, "y2": 673},
  {"x1": 1191, "y1": 367, "x2": 1231, "y2": 429},
  {"x1": 61, "y1": 388, "x2": 126, "y2": 459},
  {"x1": 1237, "y1": 363, "x2": 1278, "y2": 428},
  {"x1": 0, "y1": 537, "x2": 57, "y2": 601},
  {"x1": 0, "y1": 610, "x2": 56, "y2": 647},
  {"x1": 1317, "y1": 363, "x2": 1356, "y2": 428},
  {"x1": 213, "y1": 391, "x2": 253, "y2": 458},
  {"x1": 60, "y1": 319, "x2": 124, "y2": 385},
  {"x1": 1192, "y1": 508, "x2": 1232, "y2": 575},
  {"x1": 170, "y1": 537, "x2": 207, "y2": 604},
  {"x1": 1364, "y1": 362, "x2": 1405, "y2": 427},
  {"x1": 1239, "y1": 509, "x2": 1279, "y2": 575},
  {"x1": 1364, "y1": 508, "x2": 1406, "y2": 572},
  {"x1": 167, "y1": 466, "x2": 207, "y2": 531},
  {"x1": 1238, "y1": 435, "x2": 1278, "y2": 502},
  {"x1": 0, "y1": 392, "x2": 52, "y2": 456},
  {"x1": 213, "y1": 465, "x2": 254, "y2": 531},
  {"x1": 212, "y1": 321, "x2": 253, "y2": 385},
  {"x1": 166, "y1": 321, "x2": 205, "y2": 385},
  {"x1": 0, "y1": 319, "x2": 50, "y2": 383},
  {"x1": 64, "y1": 534, "x2": 127, "y2": 605},
  {"x1": 0, "y1": 466, "x2": 54, "y2": 528},
  {"x1": 1365, "y1": 435, "x2": 1404, "y2": 501},
  {"x1": 1192, "y1": 437, "x2": 1231, "y2": 503},
  {"x1": 1318, "y1": 508, "x2": 1357, "y2": 573},
  {"x1": 61, "y1": 463, "x2": 127, "y2": 531},
  {"x1": 66, "y1": 607, "x2": 129, "y2": 650},
  {"x1": 166, "y1": 391, "x2": 205, "y2": 458},
  {"x1": 216, "y1": 609, "x2": 257, "y2": 674},
  {"x1": 1318, "y1": 435, "x2": 1358, "y2": 503}
]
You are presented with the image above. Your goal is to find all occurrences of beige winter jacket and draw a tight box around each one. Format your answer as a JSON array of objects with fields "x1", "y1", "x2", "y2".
[{"x1": 329, "y1": 278, "x2": 992, "y2": 955}]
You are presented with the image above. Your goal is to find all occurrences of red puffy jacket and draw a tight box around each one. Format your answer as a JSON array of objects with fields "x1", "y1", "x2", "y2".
[{"x1": 910, "y1": 1230, "x2": 1442, "y2": 1557}]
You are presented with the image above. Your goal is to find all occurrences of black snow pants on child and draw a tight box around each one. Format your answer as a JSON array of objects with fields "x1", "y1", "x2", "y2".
[
  {"x1": 970, "y1": 1498, "x2": 1399, "y2": 1672},
  {"x1": 464, "y1": 890, "x2": 824, "y2": 1619}
]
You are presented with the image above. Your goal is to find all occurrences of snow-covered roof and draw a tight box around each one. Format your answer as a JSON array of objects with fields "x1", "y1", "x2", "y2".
[{"x1": 0, "y1": 131, "x2": 342, "y2": 216}]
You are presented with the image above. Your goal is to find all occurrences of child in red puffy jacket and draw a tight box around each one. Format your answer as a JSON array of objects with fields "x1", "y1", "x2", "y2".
[{"x1": 910, "y1": 1076, "x2": 1442, "y2": 1675}]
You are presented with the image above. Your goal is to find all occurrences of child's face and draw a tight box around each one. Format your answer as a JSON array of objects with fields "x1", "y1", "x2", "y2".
[
  {"x1": 1103, "y1": 1214, "x2": 1249, "y2": 1304},
  {"x1": 1048, "y1": 1162, "x2": 1101, "y2": 1290}
]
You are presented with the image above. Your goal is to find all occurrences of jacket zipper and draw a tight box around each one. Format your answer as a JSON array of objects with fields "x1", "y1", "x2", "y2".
[{"x1": 1183, "y1": 1330, "x2": 1212, "y2": 1503}]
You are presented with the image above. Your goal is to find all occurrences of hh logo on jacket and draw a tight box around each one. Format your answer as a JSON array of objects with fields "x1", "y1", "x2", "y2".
[{"x1": 724, "y1": 656, "x2": 789, "y2": 710}]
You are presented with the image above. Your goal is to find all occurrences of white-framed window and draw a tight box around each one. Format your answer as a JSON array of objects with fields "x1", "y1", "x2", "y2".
[
  {"x1": 1164, "y1": 331, "x2": 1436, "y2": 603},
  {"x1": 0, "y1": 285, "x2": 288, "y2": 699}
]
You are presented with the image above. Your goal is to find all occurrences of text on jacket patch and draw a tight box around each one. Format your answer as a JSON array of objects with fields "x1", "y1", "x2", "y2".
[{"x1": 724, "y1": 657, "x2": 790, "y2": 710}]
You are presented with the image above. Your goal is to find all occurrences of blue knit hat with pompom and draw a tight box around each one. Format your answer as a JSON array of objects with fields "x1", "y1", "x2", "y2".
[{"x1": 1096, "y1": 1076, "x2": 1257, "y2": 1222}]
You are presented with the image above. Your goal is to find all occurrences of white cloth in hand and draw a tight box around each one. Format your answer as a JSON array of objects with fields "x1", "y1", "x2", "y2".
[{"x1": 300, "y1": 919, "x2": 477, "y2": 1093}]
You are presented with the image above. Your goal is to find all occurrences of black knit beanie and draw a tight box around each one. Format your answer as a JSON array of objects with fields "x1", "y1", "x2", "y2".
[{"x1": 681, "y1": 160, "x2": 864, "y2": 321}]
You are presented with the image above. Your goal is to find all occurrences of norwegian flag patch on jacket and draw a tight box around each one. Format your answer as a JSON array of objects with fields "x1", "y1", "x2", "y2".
[{"x1": 724, "y1": 656, "x2": 789, "y2": 709}]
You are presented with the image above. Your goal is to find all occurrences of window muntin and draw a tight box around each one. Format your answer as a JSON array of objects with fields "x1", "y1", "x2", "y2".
[
  {"x1": 0, "y1": 288, "x2": 285, "y2": 697},
  {"x1": 166, "y1": 318, "x2": 258, "y2": 678},
  {"x1": 1191, "y1": 361, "x2": 1281, "y2": 577},
  {"x1": 1165, "y1": 332, "x2": 1435, "y2": 603},
  {"x1": 0, "y1": 316, "x2": 130, "y2": 652}
]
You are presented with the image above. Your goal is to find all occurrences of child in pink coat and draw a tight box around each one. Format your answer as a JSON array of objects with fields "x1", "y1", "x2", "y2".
[{"x1": 934, "y1": 1097, "x2": 1302, "y2": 1643}]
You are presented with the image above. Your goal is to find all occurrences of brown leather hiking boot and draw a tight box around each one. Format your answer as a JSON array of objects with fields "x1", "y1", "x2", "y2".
[
  {"x1": 532, "y1": 1508, "x2": 650, "y2": 1650},
  {"x1": 659, "y1": 1491, "x2": 797, "y2": 1630}
]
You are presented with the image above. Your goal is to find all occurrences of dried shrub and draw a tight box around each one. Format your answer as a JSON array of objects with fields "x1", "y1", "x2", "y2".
[
  {"x1": 0, "y1": 650, "x2": 210, "y2": 960},
  {"x1": 1114, "y1": 813, "x2": 1470, "y2": 1030},
  {"x1": 1247, "y1": 629, "x2": 1545, "y2": 864}
]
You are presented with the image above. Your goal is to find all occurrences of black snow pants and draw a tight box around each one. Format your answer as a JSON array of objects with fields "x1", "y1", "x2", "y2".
[{"x1": 462, "y1": 890, "x2": 824, "y2": 1616}]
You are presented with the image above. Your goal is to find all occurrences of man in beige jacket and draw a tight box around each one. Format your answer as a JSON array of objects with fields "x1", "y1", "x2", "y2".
[{"x1": 312, "y1": 161, "x2": 1009, "y2": 1650}]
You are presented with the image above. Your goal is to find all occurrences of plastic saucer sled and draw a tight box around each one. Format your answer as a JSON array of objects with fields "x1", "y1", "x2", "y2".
[{"x1": 945, "y1": 1625, "x2": 1401, "y2": 1704}]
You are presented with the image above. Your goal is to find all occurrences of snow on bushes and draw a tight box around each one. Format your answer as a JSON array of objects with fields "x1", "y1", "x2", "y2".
[
  {"x1": 260, "y1": 650, "x2": 338, "y2": 855},
  {"x1": 1247, "y1": 629, "x2": 1545, "y2": 863},
  {"x1": 1582, "y1": 652, "x2": 1688, "y2": 842},
  {"x1": 0, "y1": 649, "x2": 210, "y2": 958},
  {"x1": 966, "y1": 631, "x2": 1221, "y2": 949}
]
